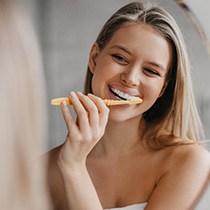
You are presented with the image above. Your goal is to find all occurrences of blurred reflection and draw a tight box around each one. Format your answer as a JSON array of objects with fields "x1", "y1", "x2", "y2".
[{"x1": 0, "y1": 0, "x2": 50, "y2": 209}]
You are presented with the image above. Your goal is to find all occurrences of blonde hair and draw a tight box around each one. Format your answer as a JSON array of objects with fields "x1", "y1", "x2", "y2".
[
  {"x1": 0, "y1": 0, "x2": 50, "y2": 209},
  {"x1": 84, "y1": 1, "x2": 204, "y2": 149}
]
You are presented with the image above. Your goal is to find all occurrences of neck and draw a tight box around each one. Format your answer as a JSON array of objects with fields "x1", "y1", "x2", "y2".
[{"x1": 90, "y1": 117, "x2": 145, "y2": 158}]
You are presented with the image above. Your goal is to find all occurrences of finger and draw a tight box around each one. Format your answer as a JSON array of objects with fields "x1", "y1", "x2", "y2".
[
  {"x1": 60, "y1": 101, "x2": 79, "y2": 137},
  {"x1": 69, "y1": 91, "x2": 89, "y2": 133},
  {"x1": 87, "y1": 94, "x2": 109, "y2": 129},
  {"x1": 76, "y1": 92, "x2": 99, "y2": 127}
]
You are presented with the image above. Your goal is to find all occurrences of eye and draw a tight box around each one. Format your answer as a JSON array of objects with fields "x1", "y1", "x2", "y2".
[
  {"x1": 144, "y1": 68, "x2": 160, "y2": 76},
  {"x1": 112, "y1": 54, "x2": 128, "y2": 65}
]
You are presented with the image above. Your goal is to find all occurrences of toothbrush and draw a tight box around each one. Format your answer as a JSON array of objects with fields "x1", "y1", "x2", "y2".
[{"x1": 50, "y1": 97, "x2": 143, "y2": 106}]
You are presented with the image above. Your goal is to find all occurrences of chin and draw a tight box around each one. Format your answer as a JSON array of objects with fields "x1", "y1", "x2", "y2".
[{"x1": 108, "y1": 109, "x2": 140, "y2": 123}]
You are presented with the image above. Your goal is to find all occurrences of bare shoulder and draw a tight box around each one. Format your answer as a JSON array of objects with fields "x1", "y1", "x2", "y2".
[
  {"x1": 155, "y1": 143, "x2": 210, "y2": 189},
  {"x1": 47, "y1": 145, "x2": 62, "y2": 163},
  {"x1": 145, "y1": 144, "x2": 210, "y2": 209},
  {"x1": 161, "y1": 143, "x2": 210, "y2": 199},
  {"x1": 43, "y1": 145, "x2": 62, "y2": 176},
  {"x1": 165, "y1": 143, "x2": 210, "y2": 170}
]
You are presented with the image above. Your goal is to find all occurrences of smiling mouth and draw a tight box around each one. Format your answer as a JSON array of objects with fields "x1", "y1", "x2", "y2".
[{"x1": 110, "y1": 87, "x2": 138, "y2": 101}]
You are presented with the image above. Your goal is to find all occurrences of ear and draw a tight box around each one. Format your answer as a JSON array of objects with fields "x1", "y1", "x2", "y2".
[
  {"x1": 158, "y1": 82, "x2": 168, "y2": 98},
  {"x1": 88, "y1": 43, "x2": 100, "y2": 74}
]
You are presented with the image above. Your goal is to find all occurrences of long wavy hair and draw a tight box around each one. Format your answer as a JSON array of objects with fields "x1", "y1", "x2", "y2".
[{"x1": 84, "y1": 1, "x2": 204, "y2": 149}]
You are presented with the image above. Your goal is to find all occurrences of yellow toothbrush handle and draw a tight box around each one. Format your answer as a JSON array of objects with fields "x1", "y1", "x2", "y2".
[{"x1": 50, "y1": 97, "x2": 143, "y2": 106}]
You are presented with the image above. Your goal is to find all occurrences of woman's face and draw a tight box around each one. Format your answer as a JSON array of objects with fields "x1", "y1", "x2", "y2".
[{"x1": 88, "y1": 23, "x2": 172, "y2": 122}]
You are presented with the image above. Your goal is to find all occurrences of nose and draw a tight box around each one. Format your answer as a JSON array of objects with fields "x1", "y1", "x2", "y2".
[{"x1": 120, "y1": 67, "x2": 141, "y2": 87}]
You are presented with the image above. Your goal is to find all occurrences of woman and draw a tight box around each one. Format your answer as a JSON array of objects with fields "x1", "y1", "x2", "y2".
[
  {"x1": 48, "y1": 2, "x2": 210, "y2": 210},
  {"x1": 0, "y1": 0, "x2": 50, "y2": 209}
]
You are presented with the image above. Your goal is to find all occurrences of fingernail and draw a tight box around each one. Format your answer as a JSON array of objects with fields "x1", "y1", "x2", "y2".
[
  {"x1": 77, "y1": 91, "x2": 83, "y2": 95},
  {"x1": 87, "y1": 93, "x2": 94, "y2": 97},
  {"x1": 62, "y1": 101, "x2": 67, "y2": 106},
  {"x1": 69, "y1": 91, "x2": 76, "y2": 97}
]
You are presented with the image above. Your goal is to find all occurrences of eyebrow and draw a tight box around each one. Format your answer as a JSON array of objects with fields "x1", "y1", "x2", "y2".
[
  {"x1": 110, "y1": 44, "x2": 132, "y2": 55},
  {"x1": 147, "y1": 62, "x2": 167, "y2": 72},
  {"x1": 110, "y1": 44, "x2": 167, "y2": 72}
]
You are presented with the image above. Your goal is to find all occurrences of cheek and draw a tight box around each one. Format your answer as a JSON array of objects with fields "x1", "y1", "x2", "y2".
[
  {"x1": 91, "y1": 74, "x2": 101, "y2": 95},
  {"x1": 138, "y1": 81, "x2": 165, "y2": 114},
  {"x1": 91, "y1": 62, "x2": 116, "y2": 91},
  {"x1": 142, "y1": 80, "x2": 165, "y2": 100},
  {"x1": 91, "y1": 69, "x2": 110, "y2": 96}
]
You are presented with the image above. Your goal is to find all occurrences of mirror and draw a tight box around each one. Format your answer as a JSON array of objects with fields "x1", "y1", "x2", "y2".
[
  {"x1": 28, "y1": 0, "x2": 209, "y2": 151},
  {"x1": 17, "y1": 0, "x2": 210, "y2": 209},
  {"x1": 18, "y1": 0, "x2": 210, "y2": 148},
  {"x1": 174, "y1": 1, "x2": 210, "y2": 209},
  {"x1": 176, "y1": 0, "x2": 210, "y2": 53},
  {"x1": 174, "y1": 0, "x2": 210, "y2": 146}
]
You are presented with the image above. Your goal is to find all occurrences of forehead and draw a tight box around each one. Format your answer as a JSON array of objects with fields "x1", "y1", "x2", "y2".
[{"x1": 108, "y1": 22, "x2": 169, "y2": 51}]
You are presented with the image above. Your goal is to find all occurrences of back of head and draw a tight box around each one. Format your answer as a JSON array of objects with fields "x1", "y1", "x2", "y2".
[{"x1": 0, "y1": 0, "x2": 50, "y2": 209}]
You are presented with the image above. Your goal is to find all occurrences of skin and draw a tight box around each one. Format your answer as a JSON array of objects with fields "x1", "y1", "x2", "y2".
[
  {"x1": 47, "y1": 23, "x2": 210, "y2": 210},
  {"x1": 89, "y1": 23, "x2": 169, "y2": 123}
]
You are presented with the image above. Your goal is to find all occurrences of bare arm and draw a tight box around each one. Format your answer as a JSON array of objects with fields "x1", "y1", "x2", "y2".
[
  {"x1": 57, "y1": 91, "x2": 109, "y2": 210},
  {"x1": 59, "y1": 163, "x2": 103, "y2": 210}
]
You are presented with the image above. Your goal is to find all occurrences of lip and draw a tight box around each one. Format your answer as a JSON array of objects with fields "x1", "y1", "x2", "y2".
[{"x1": 108, "y1": 83, "x2": 140, "y2": 98}]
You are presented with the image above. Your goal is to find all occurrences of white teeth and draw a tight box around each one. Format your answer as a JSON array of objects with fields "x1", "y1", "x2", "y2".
[{"x1": 110, "y1": 88, "x2": 137, "y2": 100}]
